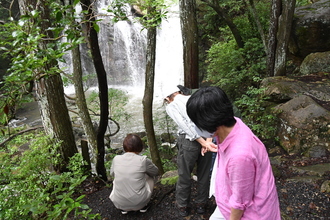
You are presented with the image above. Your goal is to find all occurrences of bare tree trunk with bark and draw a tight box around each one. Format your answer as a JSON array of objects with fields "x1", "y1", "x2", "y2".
[
  {"x1": 274, "y1": 0, "x2": 296, "y2": 76},
  {"x1": 267, "y1": 0, "x2": 296, "y2": 76},
  {"x1": 179, "y1": 0, "x2": 199, "y2": 89},
  {"x1": 267, "y1": 0, "x2": 281, "y2": 77}
]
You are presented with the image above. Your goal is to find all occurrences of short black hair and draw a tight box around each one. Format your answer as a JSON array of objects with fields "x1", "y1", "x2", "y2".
[
  {"x1": 186, "y1": 86, "x2": 236, "y2": 133},
  {"x1": 123, "y1": 134, "x2": 143, "y2": 153}
]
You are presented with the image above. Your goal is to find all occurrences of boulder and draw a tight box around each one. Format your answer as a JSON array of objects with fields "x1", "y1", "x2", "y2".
[
  {"x1": 290, "y1": 0, "x2": 330, "y2": 59},
  {"x1": 300, "y1": 51, "x2": 330, "y2": 75},
  {"x1": 261, "y1": 76, "x2": 330, "y2": 155},
  {"x1": 261, "y1": 75, "x2": 330, "y2": 103},
  {"x1": 274, "y1": 95, "x2": 330, "y2": 154}
]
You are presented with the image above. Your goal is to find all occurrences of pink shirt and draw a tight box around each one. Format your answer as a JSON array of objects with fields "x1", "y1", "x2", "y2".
[{"x1": 215, "y1": 117, "x2": 280, "y2": 220}]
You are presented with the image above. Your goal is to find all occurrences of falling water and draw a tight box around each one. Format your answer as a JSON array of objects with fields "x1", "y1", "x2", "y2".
[
  {"x1": 74, "y1": 2, "x2": 184, "y2": 148},
  {"x1": 10, "y1": 1, "x2": 183, "y2": 173}
]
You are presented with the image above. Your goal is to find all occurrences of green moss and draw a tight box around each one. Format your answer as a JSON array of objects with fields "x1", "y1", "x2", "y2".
[{"x1": 160, "y1": 175, "x2": 178, "y2": 185}]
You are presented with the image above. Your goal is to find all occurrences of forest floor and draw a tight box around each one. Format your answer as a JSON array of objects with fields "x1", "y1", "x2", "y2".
[{"x1": 81, "y1": 155, "x2": 330, "y2": 220}]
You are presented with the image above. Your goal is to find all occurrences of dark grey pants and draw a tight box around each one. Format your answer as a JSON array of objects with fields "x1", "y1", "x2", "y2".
[{"x1": 176, "y1": 134, "x2": 213, "y2": 208}]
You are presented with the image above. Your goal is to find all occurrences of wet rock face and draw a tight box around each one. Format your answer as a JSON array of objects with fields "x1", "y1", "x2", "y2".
[{"x1": 289, "y1": 0, "x2": 330, "y2": 59}]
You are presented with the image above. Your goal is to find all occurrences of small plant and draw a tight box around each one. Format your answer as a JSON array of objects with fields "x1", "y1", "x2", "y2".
[
  {"x1": 235, "y1": 87, "x2": 278, "y2": 141},
  {"x1": 160, "y1": 175, "x2": 178, "y2": 185},
  {"x1": 142, "y1": 142, "x2": 177, "y2": 173}
]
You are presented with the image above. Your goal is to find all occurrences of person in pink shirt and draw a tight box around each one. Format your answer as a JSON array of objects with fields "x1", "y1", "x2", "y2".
[{"x1": 186, "y1": 86, "x2": 281, "y2": 220}]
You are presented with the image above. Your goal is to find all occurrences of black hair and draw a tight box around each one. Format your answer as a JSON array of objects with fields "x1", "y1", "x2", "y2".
[
  {"x1": 177, "y1": 85, "x2": 191, "y2": 95},
  {"x1": 186, "y1": 86, "x2": 236, "y2": 132}
]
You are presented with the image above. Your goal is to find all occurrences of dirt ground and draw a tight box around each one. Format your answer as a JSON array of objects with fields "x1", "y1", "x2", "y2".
[{"x1": 81, "y1": 155, "x2": 330, "y2": 220}]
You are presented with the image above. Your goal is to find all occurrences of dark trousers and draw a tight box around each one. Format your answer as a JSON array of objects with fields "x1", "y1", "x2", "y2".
[{"x1": 176, "y1": 134, "x2": 213, "y2": 208}]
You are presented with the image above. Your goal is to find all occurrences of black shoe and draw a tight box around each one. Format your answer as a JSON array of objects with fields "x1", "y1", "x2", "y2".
[
  {"x1": 140, "y1": 204, "x2": 150, "y2": 213},
  {"x1": 196, "y1": 203, "x2": 205, "y2": 214},
  {"x1": 178, "y1": 206, "x2": 189, "y2": 217}
]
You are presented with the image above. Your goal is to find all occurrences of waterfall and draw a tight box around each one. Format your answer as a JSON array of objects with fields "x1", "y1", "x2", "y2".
[
  {"x1": 94, "y1": 1, "x2": 184, "y2": 93},
  {"x1": 63, "y1": 1, "x2": 183, "y2": 148}
]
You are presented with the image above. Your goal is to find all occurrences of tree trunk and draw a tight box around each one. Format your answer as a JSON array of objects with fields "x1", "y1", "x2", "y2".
[
  {"x1": 267, "y1": 0, "x2": 281, "y2": 77},
  {"x1": 143, "y1": 25, "x2": 164, "y2": 175},
  {"x1": 18, "y1": 0, "x2": 78, "y2": 172},
  {"x1": 202, "y1": 0, "x2": 245, "y2": 49},
  {"x1": 179, "y1": 0, "x2": 199, "y2": 89},
  {"x1": 71, "y1": 44, "x2": 98, "y2": 161},
  {"x1": 246, "y1": 0, "x2": 268, "y2": 55},
  {"x1": 274, "y1": 0, "x2": 296, "y2": 76},
  {"x1": 62, "y1": 0, "x2": 98, "y2": 167},
  {"x1": 80, "y1": 0, "x2": 108, "y2": 181}
]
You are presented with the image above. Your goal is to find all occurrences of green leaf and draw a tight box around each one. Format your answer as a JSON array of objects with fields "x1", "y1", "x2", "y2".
[
  {"x1": 80, "y1": 204, "x2": 90, "y2": 209},
  {"x1": 73, "y1": 0, "x2": 80, "y2": 6},
  {"x1": 93, "y1": 23, "x2": 100, "y2": 33},
  {"x1": 56, "y1": 12, "x2": 63, "y2": 22}
]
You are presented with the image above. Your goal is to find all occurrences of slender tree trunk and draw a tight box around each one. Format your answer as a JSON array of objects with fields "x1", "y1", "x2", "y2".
[
  {"x1": 246, "y1": 0, "x2": 268, "y2": 55},
  {"x1": 202, "y1": 0, "x2": 245, "y2": 49},
  {"x1": 143, "y1": 25, "x2": 164, "y2": 175},
  {"x1": 80, "y1": 0, "x2": 108, "y2": 181},
  {"x1": 179, "y1": 0, "x2": 199, "y2": 89},
  {"x1": 274, "y1": 0, "x2": 296, "y2": 76},
  {"x1": 63, "y1": 0, "x2": 97, "y2": 167},
  {"x1": 71, "y1": 44, "x2": 98, "y2": 159},
  {"x1": 18, "y1": 0, "x2": 78, "y2": 172}
]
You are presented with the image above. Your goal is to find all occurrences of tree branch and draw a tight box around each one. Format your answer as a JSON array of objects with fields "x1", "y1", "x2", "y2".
[{"x1": 0, "y1": 126, "x2": 44, "y2": 148}]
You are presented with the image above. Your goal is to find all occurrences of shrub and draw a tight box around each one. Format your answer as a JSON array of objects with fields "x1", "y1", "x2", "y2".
[
  {"x1": 0, "y1": 132, "x2": 99, "y2": 219},
  {"x1": 206, "y1": 38, "x2": 266, "y2": 101}
]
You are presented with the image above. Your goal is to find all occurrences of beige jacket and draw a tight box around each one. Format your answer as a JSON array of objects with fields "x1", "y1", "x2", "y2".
[{"x1": 109, "y1": 152, "x2": 159, "y2": 211}]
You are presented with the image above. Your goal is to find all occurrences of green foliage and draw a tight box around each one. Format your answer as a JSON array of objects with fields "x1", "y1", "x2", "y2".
[
  {"x1": 296, "y1": 0, "x2": 313, "y2": 7},
  {"x1": 235, "y1": 87, "x2": 277, "y2": 140},
  {"x1": 153, "y1": 107, "x2": 177, "y2": 143},
  {"x1": 160, "y1": 175, "x2": 178, "y2": 185},
  {"x1": 0, "y1": 132, "x2": 99, "y2": 219},
  {"x1": 142, "y1": 143, "x2": 177, "y2": 173},
  {"x1": 233, "y1": 0, "x2": 271, "y2": 41},
  {"x1": 205, "y1": 37, "x2": 276, "y2": 139},
  {"x1": 0, "y1": 1, "x2": 83, "y2": 125},
  {"x1": 108, "y1": 88, "x2": 131, "y2": 121},
  {"x1": 86, "y1": 88, "x2": 131, "y2": 123},
  {"x1": 161, "y1": 157, "x2": 177, "y2": 172},
  {"x1": 206, "y1": 38, "x2": 266, "y2": 101},
  {"x1": 108, "y1": 0, "x2": 169, "y2": 28},
  {"x1": 202, "y1": 0, "x2": 277, "y2": 140},
  {"x1": 0, "y1": 15, "x2": 43, "y2": 120}
]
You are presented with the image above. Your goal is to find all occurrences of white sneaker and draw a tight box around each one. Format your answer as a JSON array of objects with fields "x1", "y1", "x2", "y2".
[{"x1": 140, "y1": 204, "x2": 150, "y2": 213}]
